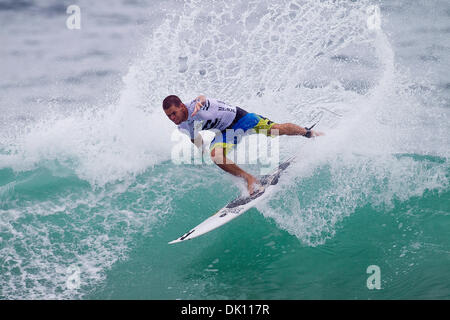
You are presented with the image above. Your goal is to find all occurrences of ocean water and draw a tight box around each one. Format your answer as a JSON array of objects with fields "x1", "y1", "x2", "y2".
[{"x1": 0, "y1": 0, "x2": 449, "y2": 300}]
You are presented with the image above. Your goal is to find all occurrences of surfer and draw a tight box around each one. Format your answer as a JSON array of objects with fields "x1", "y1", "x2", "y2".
[{"x1": 163, "y1": 95, "x2": 324, "y2": 195}]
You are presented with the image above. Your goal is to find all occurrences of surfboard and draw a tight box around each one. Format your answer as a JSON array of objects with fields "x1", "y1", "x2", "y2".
[{"x1": 168, "y1": 155, "x2": 295, "y2": 244}]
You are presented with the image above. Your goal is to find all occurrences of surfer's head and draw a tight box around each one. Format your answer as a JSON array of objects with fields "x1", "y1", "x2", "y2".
[{"x1": 163, "y1": 95, "x2": 188, "y2": 125}]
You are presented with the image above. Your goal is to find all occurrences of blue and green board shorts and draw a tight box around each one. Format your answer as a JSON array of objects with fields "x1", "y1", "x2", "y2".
[{"x1": 210, "y1": 107, "x2": 277, "y2": 155}]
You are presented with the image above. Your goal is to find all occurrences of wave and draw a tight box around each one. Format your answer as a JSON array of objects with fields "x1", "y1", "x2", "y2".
[{"x1": 1, "y1": 0, "x2": 449, "y2": 299}]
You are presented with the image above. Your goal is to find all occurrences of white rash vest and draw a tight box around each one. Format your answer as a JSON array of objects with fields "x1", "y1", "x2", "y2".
[{"x1": 177, "y1": 98, "x2": 237, "y2": 139}]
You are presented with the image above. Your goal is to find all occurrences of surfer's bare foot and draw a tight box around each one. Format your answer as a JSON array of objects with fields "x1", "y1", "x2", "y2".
[{"x1": 246, "y1": 175, "x2": 259, "y2": 195}]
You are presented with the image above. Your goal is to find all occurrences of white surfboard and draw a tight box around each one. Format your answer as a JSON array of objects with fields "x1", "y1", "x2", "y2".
[{"x1": 168, "y1": 156, "x2": 295, "y2": 244}]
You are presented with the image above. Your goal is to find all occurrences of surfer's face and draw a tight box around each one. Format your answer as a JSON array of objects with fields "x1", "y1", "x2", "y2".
[{"x1": 164, "y1": 104, "x2": 186, "y2": 125}]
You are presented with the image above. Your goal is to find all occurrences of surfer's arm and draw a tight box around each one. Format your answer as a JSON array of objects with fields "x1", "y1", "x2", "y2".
[{"x1": 191, "y1": 95, "x2": 207, "y2": 117}]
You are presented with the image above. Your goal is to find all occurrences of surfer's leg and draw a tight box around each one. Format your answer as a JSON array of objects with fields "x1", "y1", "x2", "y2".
[
  {"x1": 269, "y1": 123, "x2": 324, "y2": 137},
  {"x1": 210, "y1": 146, "x2": 258, "y2": 195},
  {"x1": 269, "y1": 123, "x2": 307, "y2": 136}
]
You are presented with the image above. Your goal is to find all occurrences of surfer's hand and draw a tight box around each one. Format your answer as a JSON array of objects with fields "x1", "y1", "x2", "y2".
[{"x1": 191, "y1": 96, "x2": 206, "y2": 117}]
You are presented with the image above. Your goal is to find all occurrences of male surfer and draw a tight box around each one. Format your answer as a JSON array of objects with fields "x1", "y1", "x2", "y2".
[{"x1": 163, "y1": 95, "x2": 323, "y2": 195}]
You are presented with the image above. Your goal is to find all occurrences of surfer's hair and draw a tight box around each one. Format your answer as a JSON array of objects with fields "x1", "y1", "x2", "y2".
[{"x1": 163, "y1": 95, "x2": 182, "y2": 110}]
